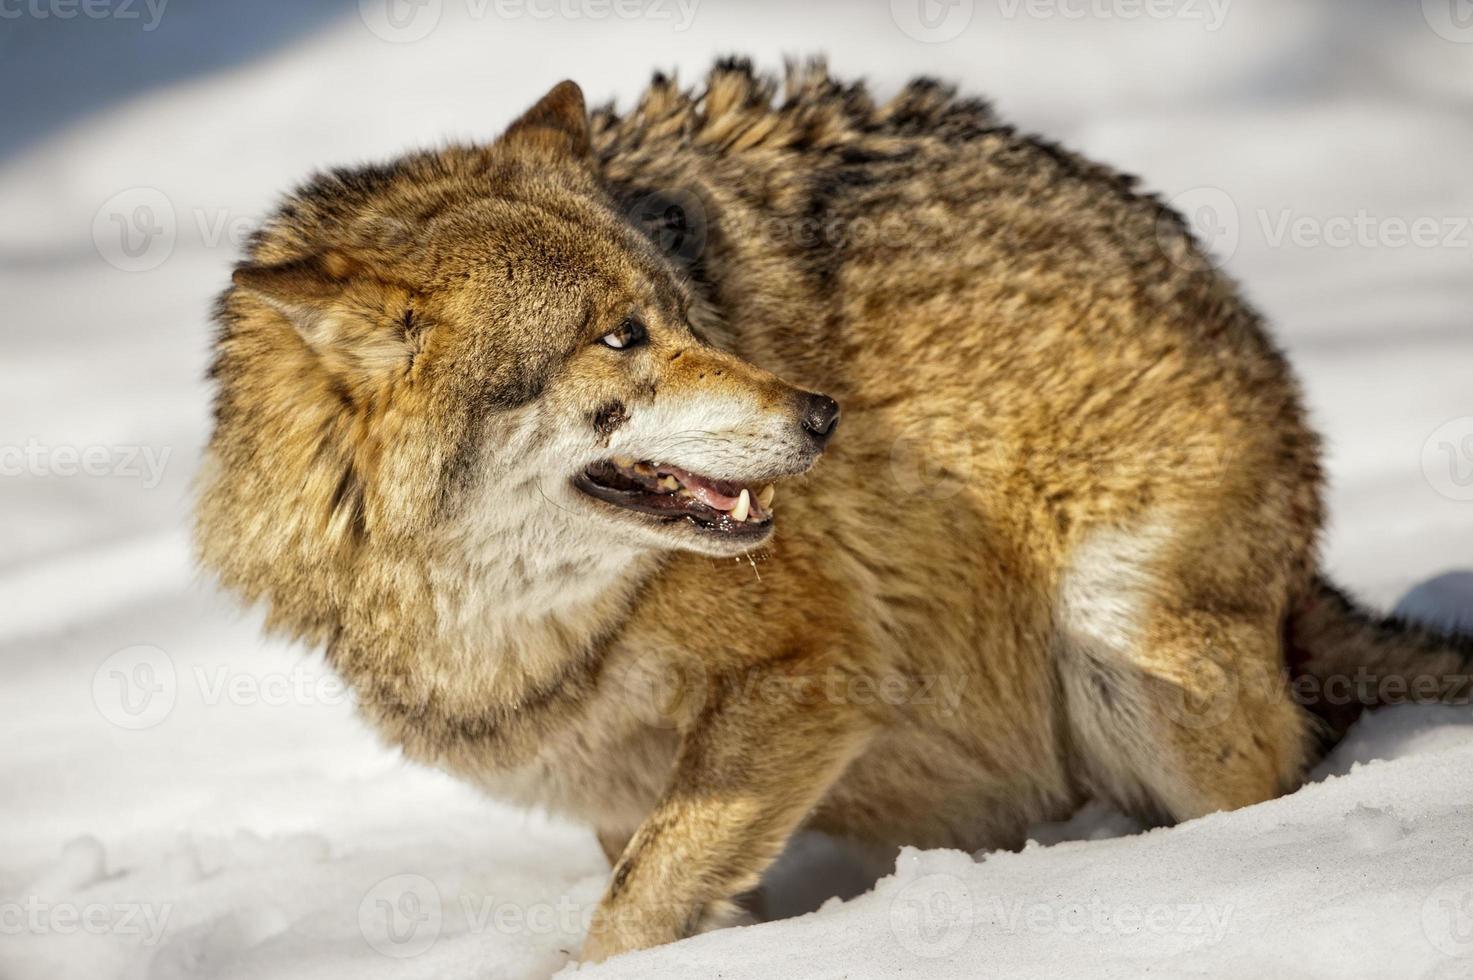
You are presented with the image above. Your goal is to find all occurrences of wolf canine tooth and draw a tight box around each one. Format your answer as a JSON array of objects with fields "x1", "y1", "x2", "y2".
[
  {"x1": 611, "y1": 455, "x2": 636, "y2": 468},
  {"x1": 757, "y1": 485, "x2": 775, "y2": 509},
  {"x1": 732, "y1": 489, "x2": 751, "y2": 522}
]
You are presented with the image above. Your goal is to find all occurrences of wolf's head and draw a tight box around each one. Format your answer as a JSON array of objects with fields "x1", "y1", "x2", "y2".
[{"x1": 199, "y1": 81, "x2": 835, "y2": 635}]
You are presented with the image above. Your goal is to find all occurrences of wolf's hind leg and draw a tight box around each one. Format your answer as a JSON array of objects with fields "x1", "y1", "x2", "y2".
[{"x1": 1056, "y1": 523, "x2": 1312, "y2": 822}]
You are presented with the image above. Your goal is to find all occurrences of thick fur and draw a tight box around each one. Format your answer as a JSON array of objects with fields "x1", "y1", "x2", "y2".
[{"x1": 196, "y1": 60, "x2": 1473, "y2": 961}]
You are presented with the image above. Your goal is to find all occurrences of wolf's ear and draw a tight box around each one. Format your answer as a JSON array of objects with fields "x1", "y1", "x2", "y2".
[
  {"x1": 233, "y1": 254, "x2": 423, "y2": 379},
  {"x1": 501, "y1": 80, "x2": 591, "y2": 161}
]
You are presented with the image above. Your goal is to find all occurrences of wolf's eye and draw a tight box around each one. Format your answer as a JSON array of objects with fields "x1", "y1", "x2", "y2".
[{"x1": 598, "y1": 318, "x2": 647, "y2": 350}]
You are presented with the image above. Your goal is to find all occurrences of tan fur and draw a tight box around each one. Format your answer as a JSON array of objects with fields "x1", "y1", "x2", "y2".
[{"x1": 195, "y1": 60, "x2": 1473, "y2": 961}]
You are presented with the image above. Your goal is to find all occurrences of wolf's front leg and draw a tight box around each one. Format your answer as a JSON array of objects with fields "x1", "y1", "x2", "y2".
[{"x1": 580, "y1": 681, "x2": 871, "y2": 962}]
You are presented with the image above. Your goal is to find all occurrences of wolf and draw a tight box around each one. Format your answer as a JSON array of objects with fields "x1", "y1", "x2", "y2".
[{"x1": 195, "y1": 60, "x2": 1473, "y2": 961}]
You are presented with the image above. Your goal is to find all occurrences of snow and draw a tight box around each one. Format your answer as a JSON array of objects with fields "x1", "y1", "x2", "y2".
[{"x1": 1, "y1": 1, "x2": 1471, "y2": 977}]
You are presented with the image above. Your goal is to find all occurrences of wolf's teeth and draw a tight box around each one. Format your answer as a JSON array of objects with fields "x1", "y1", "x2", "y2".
[
  {"x1": 633, "y1": 462, "x2": 656, "y2": 477},
  {"x1": 658, "y1": 475, "x2": 679, "y2": 491},
  {"x1": 732, "y1": 488, "x2": 751, "y2": 522},
  {"x1": 757, "y1": 485, "x2": 775, "y2": 509},
  {"x1": 611, "y1": 455, "x2": 636, "y2": 469}
]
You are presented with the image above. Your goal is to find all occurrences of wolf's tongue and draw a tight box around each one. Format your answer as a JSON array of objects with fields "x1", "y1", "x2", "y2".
[{"x1": 664, "y1": 465, "x2": 741, "y2": 511}]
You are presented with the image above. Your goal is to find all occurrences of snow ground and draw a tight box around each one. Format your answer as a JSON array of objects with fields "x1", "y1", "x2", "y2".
[{"x1": 1, "y1": 1, "x2": 1471, "y2": 977}]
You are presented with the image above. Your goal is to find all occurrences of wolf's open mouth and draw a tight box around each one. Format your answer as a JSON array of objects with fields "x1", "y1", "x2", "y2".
[{"x1": 573, "y1": 455, "x2": 775, "y2": 536}]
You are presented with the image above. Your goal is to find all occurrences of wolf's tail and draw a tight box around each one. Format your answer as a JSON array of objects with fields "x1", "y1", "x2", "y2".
[{"x1": 1286, "y1": 575, "x2": 1473, "y2": 741}]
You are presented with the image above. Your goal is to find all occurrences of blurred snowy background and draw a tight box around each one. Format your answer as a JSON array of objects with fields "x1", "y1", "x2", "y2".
[{"x1": 2, "y1": 1, "x2": 1472, "y2": 977}]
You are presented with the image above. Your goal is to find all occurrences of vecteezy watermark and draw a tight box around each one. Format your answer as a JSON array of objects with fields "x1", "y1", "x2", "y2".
[
  {"x1": 606, "y1": 648, "x2": 972, "y2": 732},
  {"x1": 0, "y1": 0, "x2": 168, "y2": 30},
  {"x1": 90, "y1": 191, "x2": 438, "y2": 273},
  {"x1": 357, "y1": 879, "x2": 604, "y2": 958},
  {"x1": 357, "y1": 879, "x2": 620, "y2": 959},
  {"x1": 889, "y1": 872, "x2": 974, "y2": 958},
  {"x1": 1423, "y1": 0, "x2": 1473, "y2": 43},
  {"x1": 1258, "y1": 210, "x2": 1473, "y2": 251},
  {"x1": 359, "y1": 874, "x2": 443, "y2": 958},
  {"x1": 92, "y1": 656, "x2": 362, "y2": 730},
  {"x1": 357, "y1": 0, "x2": 441, "y2": 42},
  {"x1": 1158, "y1": 187, "x2": 1473, "y2": 271},
  {"x1": 1159, "y1": 186, "x2": 1241, "y2": 270},
  {"x1": 1423, "y1": 874, "x2": 1473, "y2": 958},
  {"x1": 0, "y1": 439, "x2": 171, "y2": 488},
  {"x1": 1081, "y1": 654, "x2": 1473, "y2": 736},
  {"x1": 624, "y1": 188, "x2": 708, "y2": 270},
  {"x1": 0, "y1": 898, "x2": 172, "y2": 946},
  {"x1": 605, "y1": 647, "x2": 710, "y2": 730},
  {"x1": 92, "y1": 645, "x2": 177, "y2": 731},
  {"x1": 891, "y1": 0, "x2": 975, "y2": 43},
  {"x1": 888, "y1": 428, "x2": 975, "y2": 501},
  {"x1": 988, "y1": 896, "x2": 1234, "y2": 941},
  {"x1": 1156, "y1": 644, "x2": 1245, "y2": 731},
  {"x1": 93, "y1": 187, "x2": 177, "y2": 273},
  {"x1": 889, "y1": 875, "x2": 1232, "y2": 960},
  {"x1": 92, "y1": 188, "x2": 274, "y2": 273},
  {"x1": 995, "y1": 0, "x2": 1231, "y2": 31},
  {"x1": 1423, "y1": 418, "x2": 1473, "y2": 502},
  {"x1": 192, "y1": 663, "x2": 352, "y2": 709},
  {"x1": 457, "y1": 893, "x2": 594, "y2": 936},
  {"x1": 358, "y1": 0, "x2": 699, "y2": 43}
]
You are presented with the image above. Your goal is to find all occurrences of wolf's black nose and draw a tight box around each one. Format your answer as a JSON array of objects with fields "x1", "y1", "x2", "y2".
[{"x1": 800, "y1": 393, "x2": 840, "y2": 444}]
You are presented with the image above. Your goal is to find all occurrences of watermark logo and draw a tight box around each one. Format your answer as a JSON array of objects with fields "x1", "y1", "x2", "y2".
[
  {"x1": 891, "y1": 0, "x2": 975, "y2": 43},
  {"x1": 1423, "y1": 418, "x2": 1473, "y2": 502},
  {"x1": 192, "y1": 663, "x2": 352, "y2": 708},
  {"x1": 0, "y1": 0, "x2": 169, "y2": 31},
  {"x1": 1423, "y1": 874, "x2": 1473, "y2": 958},
  {"x1": 995, "y1": 0, "x2": 1231, "y2": 31},
  {"x1": 359, "y1": 0, "x2": 443, "y2": 42},
  {"x1": 1423, "y1": 0, "x2": 1473, "y2": 43},
  {"x1": 0, "y1": 439, "x2": 171, "y2": 488},
  {"x1": 359, "y1": 874, "x2": 443, "y2": 958},
  {"x1": 888, "y1": 429, "x2": 977, "y2": 501},
  {"x1": 1159, "y1": 186, "x2": 1239, "y2": 270},
  {"x1": 92, "y1": 187, "x2": 176, "y2": 273},
  {"x1": 0, "y1": 898, "x2": 172, "y2": 945},
  {"x1": 606, "y1": 648, "x2": 708, "y2": 730},
  {"x1": 1258, "y1": 210, "x2": 1473, "y2": 251},
  {"x1": 889, "y1": 872, "x2": 974, "y2": 958},
  {"x1": 92, "y1": 645, "x2": 177, "y2": 730},
  {"x1": 360, "y1": 0, "x2": 699, "y2": 41},
  {"x1": 625, "y1": 188, "x2": 708, "y2": 267},
  {"x1": 1158, "y1": 646, "x2": 1245, "y2": 731},
  {"x1": 1158, "y1": 190, "x2": 1471, "y2": 269},
  {"x1": 987, "y1": 895, "x2": 1233, "y2": 941}
]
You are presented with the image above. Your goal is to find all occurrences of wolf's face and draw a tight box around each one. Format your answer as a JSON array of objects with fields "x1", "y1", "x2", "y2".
[{"x1": 224, "y1": 82, "x2": 834, "y2": 566}]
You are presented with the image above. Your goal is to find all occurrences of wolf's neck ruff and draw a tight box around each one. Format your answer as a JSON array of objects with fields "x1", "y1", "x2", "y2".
[
  {"x1": 422, "y1": 477, "x2": 658, "y2": 680},
  {"x1": 331, "y1": 521, "x2": 661, "y2": 768}
]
